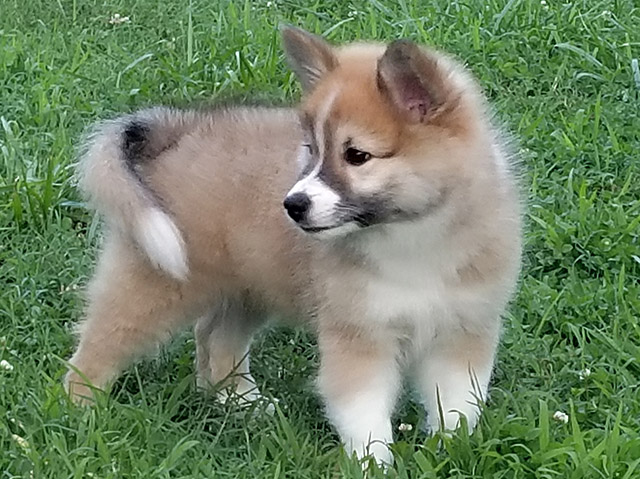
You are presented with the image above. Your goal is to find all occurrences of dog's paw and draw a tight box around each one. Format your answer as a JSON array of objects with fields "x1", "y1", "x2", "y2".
[
  {"x1": 64, "y1": 374, "x2": 97, "y2": 406},
  {"x1": 216, "y1": 386, "x2": 279, "y2": 415}
]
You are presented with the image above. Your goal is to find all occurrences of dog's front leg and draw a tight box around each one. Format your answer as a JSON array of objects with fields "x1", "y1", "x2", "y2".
[
  {"x1": 317, "y1": 324, "x2": 400, "y2": 466},
  {"x1": 415, "y1": 327, "x2": 498, "y2": 434}
]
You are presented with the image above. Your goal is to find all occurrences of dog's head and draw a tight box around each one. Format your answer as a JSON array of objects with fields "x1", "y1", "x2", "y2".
[{"x1": 281, "y1": 27, "x2": 488, "y2": 238}]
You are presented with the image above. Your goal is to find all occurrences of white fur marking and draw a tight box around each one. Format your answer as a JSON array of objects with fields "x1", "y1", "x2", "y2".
[
  {"x1": 324, "y1": 372, "x2": 397, "y2": 466},
  {"x1": 286, "y1": 86, "x2": 343, "y2": 228},
  {"x1": 364, "y1": 219, "x2": 451, "y2": 327},
  {"x1": 296, "y1": 145, "x2": 312, "y2": 174},
  {"x1": 419, "y1": 355, "x2": 492, "y2": 433},
  {"x1": 315, "y1": 86, "x2": 340, "y2": 163},
  {"x1": 287, "y1": 175, "x2": 341, "y2": 226},
  {"x1": 331, "y1": 390, "x2": 394, "y2": 465},
  {"x1": 136, "y1": 209, "x2": 188, "y2": 281},
  {"x1": 312, "y1": 222, "x2": 360, "y2": 239}
]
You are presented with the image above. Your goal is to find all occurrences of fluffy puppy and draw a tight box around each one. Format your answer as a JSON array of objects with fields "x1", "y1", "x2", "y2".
[{"x1": 65, "y1": 27, "x2": 522, "y2": 466}]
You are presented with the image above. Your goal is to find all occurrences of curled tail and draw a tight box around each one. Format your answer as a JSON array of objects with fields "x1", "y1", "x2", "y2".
[{"x1": 78, "y1": 108, "x2": 189, "y2": 281}]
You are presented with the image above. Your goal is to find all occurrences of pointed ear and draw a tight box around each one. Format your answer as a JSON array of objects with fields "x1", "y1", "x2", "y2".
[
  {"x1": 281, "y1": 26, "x2": 337, "y2": 92},
  {"x1": 377, "y1": 40, "x2": 450, "y2": 123}
]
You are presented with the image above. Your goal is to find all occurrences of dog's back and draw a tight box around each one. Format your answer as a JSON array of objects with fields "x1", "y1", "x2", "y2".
[{"x1": 78, "y1": 106, "x2": 312, "y2": 313}]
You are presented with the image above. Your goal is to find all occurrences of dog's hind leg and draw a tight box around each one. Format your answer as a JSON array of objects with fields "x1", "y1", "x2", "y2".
[
  {"x1": 65, "y1": 236, "x2": 207, "y2": 403},
  {"x1": 194, "y1": 300, "x2": 266, "y2": 404}
]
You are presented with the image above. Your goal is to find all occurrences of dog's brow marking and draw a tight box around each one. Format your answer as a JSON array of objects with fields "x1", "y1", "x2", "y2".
[
  {"x1": 288, "y1": 87, "x2": 341, "y2": 198},
  {"x1": 314, "y1": 86, "x2": 340, "y2": 178}
]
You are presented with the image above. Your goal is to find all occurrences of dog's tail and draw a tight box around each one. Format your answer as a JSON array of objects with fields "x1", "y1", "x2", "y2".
[{"x1": 78, "y1": 108, "x2": 189, "y2": 281}]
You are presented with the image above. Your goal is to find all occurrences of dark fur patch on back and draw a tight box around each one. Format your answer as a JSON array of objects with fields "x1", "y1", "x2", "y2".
[
  {"x1": 118, "y1": 117, "x2": 167, "y2": 207},
  {"x1": 122, "y1": 120, "x2": 150, "y2": 165}
]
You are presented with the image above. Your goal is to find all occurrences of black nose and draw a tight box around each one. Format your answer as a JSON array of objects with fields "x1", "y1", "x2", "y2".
[{"x1": 284, "y1": 193, "x2": 311, "y2": 223}]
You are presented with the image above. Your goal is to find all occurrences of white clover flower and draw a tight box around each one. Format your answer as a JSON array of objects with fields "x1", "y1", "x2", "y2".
[
  {"x1": 10, "y1": 418, "x2": 25, "y2": 430},
  {"x1": 109, "y1": 13, "x2": 130, "y2": 25},
  {"x1": 0, "y1": 359, "x2": 14, "y2": 372},
  {"x1": 552, "y1": 410, "x2": 569, "y2": 424},
  {"x1": 579, "y1": 368, "x2": 591, "y2": 380},
  {"x1": 11, "y1": 434, "x2": 29, "y2": 449}
]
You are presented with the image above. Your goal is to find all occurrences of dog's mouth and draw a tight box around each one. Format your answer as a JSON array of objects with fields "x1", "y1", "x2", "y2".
[
  {"x1": 296, "y1": 209, "x2": 377, "y2": 235},
  {"x1": 297, "y1": 217, "x2": 369, "y2": 237},
  {"x1": 284, "y1": 198, "x2": 377, "y2": 236},
  {"x1": 299, "y1": 225, "x2": 335, "y2": 233}
]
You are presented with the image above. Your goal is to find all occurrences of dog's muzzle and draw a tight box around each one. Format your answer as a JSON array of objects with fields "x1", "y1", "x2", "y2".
[{"x1": 283, "y1": 192, "x2": 311, "y2": 223}]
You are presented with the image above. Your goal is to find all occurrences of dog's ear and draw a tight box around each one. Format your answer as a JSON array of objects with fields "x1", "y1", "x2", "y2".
[
  {"x1": 377, "y1": 40, "x2": 450, "y2": 124},
  {"x1": 281, "y1": 26, "x2": 337, "y2": 92}
]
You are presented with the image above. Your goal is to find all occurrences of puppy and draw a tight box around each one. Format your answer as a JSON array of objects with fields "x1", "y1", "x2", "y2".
[{"x1": 65, "y1": 27, "x2": 521, "y2": 465}]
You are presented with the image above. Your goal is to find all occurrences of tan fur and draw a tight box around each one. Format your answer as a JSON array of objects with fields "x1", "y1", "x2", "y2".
[
  {"x1": 66, "y1": 29, "x2": 521, "y2": 465},
  {"x1": 66, "y1": 107, "x2": 314, "y2": 399}
]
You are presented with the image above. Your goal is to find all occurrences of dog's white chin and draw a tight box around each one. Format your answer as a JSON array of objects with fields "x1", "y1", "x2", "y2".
[{"x1": 304, "y1": 222, "x2": 361, "y2": 239}]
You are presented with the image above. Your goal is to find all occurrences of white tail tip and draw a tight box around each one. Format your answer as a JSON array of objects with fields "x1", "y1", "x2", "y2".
[{"x1": 136, "y1": 209, "x2": 189, "y2": 281}]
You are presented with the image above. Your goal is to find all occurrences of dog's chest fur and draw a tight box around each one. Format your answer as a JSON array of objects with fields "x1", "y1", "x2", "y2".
[
  {"x1": 367, "y1": 226, "x2": 452, "y2": 323},
  {"x1": 322, "y1": 215, "x2": 470, "y2": 337}
]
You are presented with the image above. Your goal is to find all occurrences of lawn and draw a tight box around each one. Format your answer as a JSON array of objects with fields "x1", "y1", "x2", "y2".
[{"x1": 1, "y1": 0, "x2": 639, "y2": 477}]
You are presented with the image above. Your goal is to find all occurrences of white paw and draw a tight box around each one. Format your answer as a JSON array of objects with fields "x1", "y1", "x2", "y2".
[
  {"x1": 216, "y1": 386, "x2": 278, "y2": 415},
  {"x1": 349, "y1": 438, "x2": 394, "y2": 469},
  {"x1": 426, "y1": 408, "x2": 478, "y2": 436},
  {"x1": 366, "y1": 441, "x2": 394, "y2": 468}
]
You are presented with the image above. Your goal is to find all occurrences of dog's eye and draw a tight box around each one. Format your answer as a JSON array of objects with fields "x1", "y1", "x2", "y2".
[{"x1": 344, "y1": 147, "x2": 372, "y2": 166}]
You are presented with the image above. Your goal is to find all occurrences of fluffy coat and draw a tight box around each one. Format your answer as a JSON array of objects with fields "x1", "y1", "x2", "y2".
[{"x1": 65, "y1": 27, "x2": 522, "y2": 465}]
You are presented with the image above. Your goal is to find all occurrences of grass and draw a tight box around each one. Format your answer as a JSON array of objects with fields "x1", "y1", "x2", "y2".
[{"x1": 1, "y1": 0, "x2": 639, "y2": 477}]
